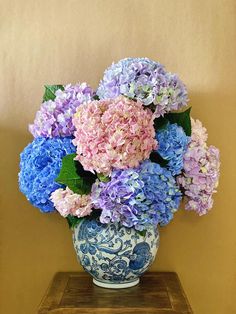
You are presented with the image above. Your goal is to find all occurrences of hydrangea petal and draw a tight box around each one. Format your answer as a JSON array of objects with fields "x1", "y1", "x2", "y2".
[
  {"x1": 19, "y1": 137, "x2": 76, "y2": 212},
  {"x1": 97, "y1": 58, "x2": 188, "y2": 117},
  {"x1": 91, "y1": 160, "x2": 182, "y2": 230},
  {"x1": 72, "y1": 96, "x2": 157, "y2": 175},
  {"x1": 156, "y1": 123, "x2": 190, "y2": 175},
  {"x1": 29, "y1": 83, "x2": 94, "y2": 138},
  {"x1": 177, "y1": 119, "x2": 220, "y2": 215},
  {"x1": 50, "y1": 187, "x2": 92, "y2": 218}
]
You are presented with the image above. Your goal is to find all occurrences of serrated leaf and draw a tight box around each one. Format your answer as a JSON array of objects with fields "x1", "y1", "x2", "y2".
[
  {"x1": 154, "y1": 116, "x2": 168, "y2": 132},
  {"x1": 165, "y1": 107, "x2": 192, "y2": 136},
  {"x1": 75, "y1": 160, "x2": 97, "y2": 187},
  {"x1": 149, "y1": 151, "x2": 169, "y2": 167},
  {"x1": 66, "y1": 215, "x2": 83, "y2": 229},
  {"x1": 43, "y1": 85, "x2": 64, "y2": 102},
  {"x1": 55, "y1": 153, "x2": 83, "y2": 193},
  {"x1": 55, "y1": 153, "x2": 96, "y2": 195}
]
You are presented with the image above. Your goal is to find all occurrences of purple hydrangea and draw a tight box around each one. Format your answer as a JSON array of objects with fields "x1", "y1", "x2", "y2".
[
  {"x1": 97, "y1": 58, "x2": 188, "y2": 117},
  {"x1": 156, "y1": 123, "x2": 190, "y2": 175},
  {"x1": 177, "y1": 119, "x2": 220, "y2": 215},
  {"x1": 29, "y1": 83, "x2": 94, "y2": 138},
  {"x1": 177, "y1": 119, "x2": 220, "y2": 216},
  {"x1": 177, "y1": 145, "x2": 220, "y2": 215},
  {"x1": 19, "y1": 137, "x2": 76, "y2": 212},
  {"x1": 91, "y1": 160, "x2": 182, "y2": 230}
]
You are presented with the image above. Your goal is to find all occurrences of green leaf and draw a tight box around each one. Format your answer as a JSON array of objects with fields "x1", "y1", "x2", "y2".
[
  {"x1": 55, "y1": 154, "x2": 96, "y2": 195},
  {"x1": 136, "y1": 229, "x2": 147, "y2": 237},
  {"x1": 75, "y1": 159, "x2": 97, "y2": 187},
  {"x1": 97, "y1": 173, "x2": 110, "y2": 182},
  {"x1": 93, "y1": 94, "x2": 100, "y2": 100},
  {"x1": 66, "y1": 215, "x2": 83, "y2": 229},
  {"x1": 43, "y1": 85, "x2": 64, "y2": 102},
  {"x1": 154, "y1": 116, "x2": 168, "y2": 132},
  {"x1": 149, "y1": 151, "x2": 169, "y2": 167},
  {"x1": 55, "y1": 153, "x2": 82, "y2": 193},
  {"x1": 165, "y1": 107, "x2": 192, "y2": 136}
]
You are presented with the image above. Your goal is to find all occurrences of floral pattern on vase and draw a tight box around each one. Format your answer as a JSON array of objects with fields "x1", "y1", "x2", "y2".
[{"x1": 73, "y1": 217, "x2": 159, "y2": 286}]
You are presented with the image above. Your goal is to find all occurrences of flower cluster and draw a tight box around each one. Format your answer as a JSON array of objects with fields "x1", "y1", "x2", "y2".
[
  {"x1": 50, "y1": 187, "x2": 92, "y2": 218},
  {"x1": 190, "y1": 118, "x2": 208, "y2": 145},
  {"x1": 156, "y1": 123, "x2": 190, "y2": 175},
  {"x1": 91, "y1": 160, "x2": 182, "y2": 230},
  {"x1": 19, "y1": 137, "x2": 75, "y2": 212},
  {"x1": 97, "y1": 57, "x2": 188, "y2": 117},
  {"x1": 29, "y1": 83, "x2": 94, "y2": 138},
  {"x1": 19, "y1": 57, "x2": 220, "y2": 230},
  {"x1": 72, "y1": 96, "x2": 157, "y2": 175},
  {"x1": 177, "y1": 119, "x2": 220, "y2": 215}
]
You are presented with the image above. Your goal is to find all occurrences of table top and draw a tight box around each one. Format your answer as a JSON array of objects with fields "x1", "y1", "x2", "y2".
[{"x1": 38, "y1": 272, "x2": 193, "y2": 314}]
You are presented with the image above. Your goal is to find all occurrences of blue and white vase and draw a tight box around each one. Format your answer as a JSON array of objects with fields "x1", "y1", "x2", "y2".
[{"x1": 73, "y1": 218, "x2": 159, "y2": 289}]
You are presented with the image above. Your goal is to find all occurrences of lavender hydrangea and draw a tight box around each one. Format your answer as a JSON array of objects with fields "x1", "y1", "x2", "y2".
[
  {"x1": 97, "y1": 58, "x2": 188, "y2": 117},
  {"x1": 91, "y1": 160, "x2": 182, "y2": 230},
  {"x1": 156, "y1": 123, "x2": 190, "y2": 175},
  {"x1": 19, "y1": 137, "x2": 76, "y2": 212},
  {"x1": 177, "y1": 119, "x2": 220, "y2": 215},
  {"x1": 29, "y1": 83, "x2": 94, "y2": 138}
]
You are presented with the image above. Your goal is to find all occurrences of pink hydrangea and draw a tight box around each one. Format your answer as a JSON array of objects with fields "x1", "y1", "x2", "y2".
[
  {"x1": 72, "y1": 96, "x2": 157, "y2": 175},
  {"x1": 50, "y1": 187, "x2": 92, "y2": 218},
  {"x1": 177, "y1": 119, "x2": 220, "y2": 215},
  {"x1": 190, "y1": 118, "x2": 208, "y2": 146}
]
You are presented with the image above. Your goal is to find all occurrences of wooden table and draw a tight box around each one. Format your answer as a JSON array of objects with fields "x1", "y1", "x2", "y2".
[{"x1": 38, "y1": 272, "x2": 193, "y2": 313}]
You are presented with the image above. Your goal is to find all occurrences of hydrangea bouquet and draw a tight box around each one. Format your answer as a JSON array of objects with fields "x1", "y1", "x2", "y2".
[{"x1": 19, "y1": 58, "x2": 220, "y2": 287}]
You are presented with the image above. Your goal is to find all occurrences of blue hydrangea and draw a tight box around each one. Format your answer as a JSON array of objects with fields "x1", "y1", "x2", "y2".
[
  {"x1": 156, "y1": 123, "x2": 190, "y2": 175},
  {"x1": 97, "y1": 57, "x2": 188, "y2": 117},
  {"x1": 19, "y1": 137, "x2": 76, "y2": 212},
  {"x1": 91, "y1": 160, "x2": 182, "y2": 230}
]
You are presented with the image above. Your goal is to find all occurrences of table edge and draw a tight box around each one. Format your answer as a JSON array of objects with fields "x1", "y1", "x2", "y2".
[{"x1": 38, "y1": 272, "x2": 193, "y2": 314}]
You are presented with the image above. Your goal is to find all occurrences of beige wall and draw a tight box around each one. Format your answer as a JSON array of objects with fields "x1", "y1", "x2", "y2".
[{"x1": 1, "y1": 1, "x2": 236, "y2": 313}]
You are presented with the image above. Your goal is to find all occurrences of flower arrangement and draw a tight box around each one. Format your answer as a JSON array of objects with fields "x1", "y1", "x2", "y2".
[{"x1": 19, "y1": 57, "x2": 220, "y2": 232}]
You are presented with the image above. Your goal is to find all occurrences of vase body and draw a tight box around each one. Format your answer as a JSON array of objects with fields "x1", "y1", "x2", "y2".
[{"x1": 72, "y1": 218, "x2": 159, "y2": 288}]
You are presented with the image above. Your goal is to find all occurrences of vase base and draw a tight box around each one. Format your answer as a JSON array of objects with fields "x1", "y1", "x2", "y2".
[{"x1": 93, "y1": 278, "x2": 140, "y2": 289}]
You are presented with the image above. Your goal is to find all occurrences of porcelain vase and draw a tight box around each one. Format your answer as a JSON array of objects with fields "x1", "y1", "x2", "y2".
[{"x1": 72, "y1": 217, "x2": 159, "y2": 289}]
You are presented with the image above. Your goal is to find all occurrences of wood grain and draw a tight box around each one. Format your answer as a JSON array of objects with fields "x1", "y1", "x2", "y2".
[{"x1": 38, "y1": 272, "x2": 193, "y2": 313}]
